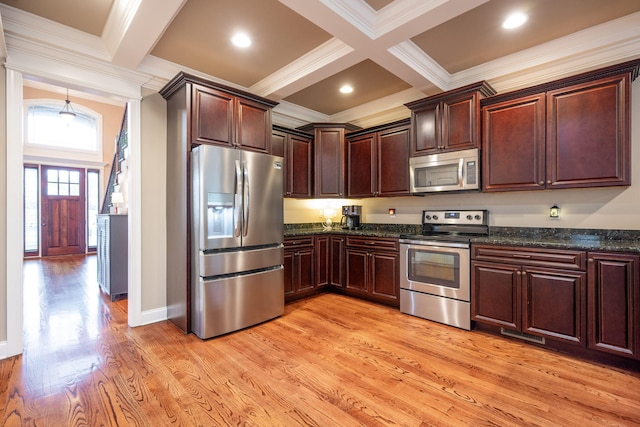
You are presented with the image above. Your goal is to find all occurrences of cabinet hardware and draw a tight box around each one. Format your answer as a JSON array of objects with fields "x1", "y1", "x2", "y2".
[{"x1": 512, "y1": 254, "x2": 532, "y2": 258}]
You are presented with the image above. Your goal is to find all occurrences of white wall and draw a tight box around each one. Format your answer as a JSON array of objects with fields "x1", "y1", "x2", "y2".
[{"x1": 284, "y1": 79, "x2": 640, "y2": 231}]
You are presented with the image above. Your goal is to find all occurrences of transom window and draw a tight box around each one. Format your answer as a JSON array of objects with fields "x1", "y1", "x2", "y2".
[{"x1": 25, "y1": 100, "x2": 101, "y2": 153}]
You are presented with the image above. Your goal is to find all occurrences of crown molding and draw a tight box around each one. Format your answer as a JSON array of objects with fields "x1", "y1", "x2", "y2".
[
  {"x1": 273, "y1": 100, "x2": 329, "y2": 126},
  {"x1": 0, "y1": 3, "x2": 109, "y2": 61},
  {"x1": 320, "y1": 0, "x2": 377, "y2": 39}
]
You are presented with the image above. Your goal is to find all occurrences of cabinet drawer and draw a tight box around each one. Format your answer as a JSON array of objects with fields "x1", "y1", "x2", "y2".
[
  {"x1": 345, "y1": 236, "x2": 399, "y2": 251},
  {"x1": 472, "y1": 244, "x2": 586, "y2": 270},
  {"x1": 284, "y1": 236, "x2": 314, "y2": 248}
]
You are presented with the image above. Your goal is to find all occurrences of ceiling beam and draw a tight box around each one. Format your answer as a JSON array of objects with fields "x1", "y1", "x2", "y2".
[{"x1": 103, "y1": 0, "x2": 187, "y2": 69}]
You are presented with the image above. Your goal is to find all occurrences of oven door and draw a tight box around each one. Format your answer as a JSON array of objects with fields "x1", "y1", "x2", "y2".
[{"x1": 400, "y1": 243, "x2": 470, "y2": 301}]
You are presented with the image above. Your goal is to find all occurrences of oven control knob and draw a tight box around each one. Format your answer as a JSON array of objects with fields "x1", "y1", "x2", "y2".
[
  {"x1": 425, "y1": 215, "x2": 431, "y2": 220},
  {"x1": 466, "y1": 215, "x2": 473, "y2": 220},
  {"x1": 432, "y1": 215, "x2": 438, "y2": 220},
  {"x1": 474, "y1": 214, "x2": 481, "y2": 220}
]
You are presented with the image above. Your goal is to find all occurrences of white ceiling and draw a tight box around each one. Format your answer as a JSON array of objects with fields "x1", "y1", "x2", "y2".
[{"x1": 1, "y1": 0, "x2": 640, "y2": 128}]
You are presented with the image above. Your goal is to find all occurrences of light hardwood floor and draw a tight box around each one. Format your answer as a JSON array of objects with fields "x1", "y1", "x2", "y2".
[{"x1": 1, "y1": 255, "x2": 639, "y2": 426}]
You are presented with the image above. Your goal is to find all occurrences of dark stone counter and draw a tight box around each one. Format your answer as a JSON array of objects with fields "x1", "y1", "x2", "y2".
[
  {"x1": 284, "y1": 224, "x2": 640, "y2": 253},
  {"x1": 472, "y1": 227, "x2": 640, "y2": 254},
  {"x1": 284, "y1": 223, "x2": 420, "y2": 239}
]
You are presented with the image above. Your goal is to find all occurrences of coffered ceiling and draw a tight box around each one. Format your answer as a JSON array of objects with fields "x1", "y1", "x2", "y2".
[{"x1": 1, "y1": 0, "x2": 640, "y2": 128}]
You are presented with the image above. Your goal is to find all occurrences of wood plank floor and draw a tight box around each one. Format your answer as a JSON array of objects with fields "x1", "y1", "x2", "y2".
[{"x1": 2, "y1": 255, "x2": 640, "y2": 426}]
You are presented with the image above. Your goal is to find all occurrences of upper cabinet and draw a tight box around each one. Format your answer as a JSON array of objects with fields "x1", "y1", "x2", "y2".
[
  {"x1": 405, "y1": 81, "x2": 496, "y2": 156},
  {"x1": 299, "y1": 123, "x2": 359, "y2": 198},
  {"x1": 272, "y1": 126, "x2": 313, "y2": 198},
  {"x1": 161, "y1": 72, "x2": 278, "y2": 153},
  {"x1": 482, "y1": 60, "x2": 640, "y2": 192},
  {"x1": 346, "y1": 120, "x2": 411, "y2": 197}
]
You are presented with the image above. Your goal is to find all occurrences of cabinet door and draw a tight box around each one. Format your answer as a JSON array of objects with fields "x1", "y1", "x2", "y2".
[
  {"x1": 330, "y1": 236, "x2": 345, "y2": 287},
  {"x1": 345, "y1": 248, "x2": 368, "y2": 294},
  {"x1": 271, "y1": 130, "x2": 286, "y2": 158},
  {"x1": 547, "y1": 74, "x2": 630, "y2": 189},
  {"x1": 236, "y1": 98, "x2": 271, "y2": 153},
  {"x1": 410, "y1": 102, "x2": 439, "y2": 156},
  {"x1": 346, "y1": 133, "x2": 375, "y2": 197},
  {"x1": 295, "y1": 247, "x2": 315, "y2": 293},
  {"x1": 371, "y1": 251, "x2": 399, "y2": 305},
  {"x1": 283, "y1": 250, "x2": 295, "y2": 298},
  {"x1": 377, "y1": 125, "x2": 410, "y2": 196},
  {"x1": 471, "y1": 260, "x2": 521, "y2": 329},
  {"x1": 588, "y1": 252, "x2": 639, "y2": 359},
  {"x1": 482, "y1": 94, "x2": 546, "y2": 192},
  {"x1": 523, "y1": 267, "x2": 586, "y2": 345},
  {"x1": 315, "y1": 235, "x2": 330, "y2": 287},
  {"x1": 442, "y1": 92, "x2": 477, "y2": 151},
  {"x1": 289, "y1": 134, "x2": 313, "y2": 198},
  {"x1": 314, "y1": 127, "x2": 345, "y2": 197},
  {"x1": 192, "y1": 85, "x2": 234, "y2": 147}
]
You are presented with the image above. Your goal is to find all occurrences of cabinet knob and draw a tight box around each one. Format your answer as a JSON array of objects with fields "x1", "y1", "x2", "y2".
[
  {"x1": 588, "y1": 258, "x2": 594, "y2": 263},
  {"x1": 547, "y1": 180, "x2": 551, "y2": 184},
  {"x1": 539, "y1": 181, "x2": 544, "y2": 185}
]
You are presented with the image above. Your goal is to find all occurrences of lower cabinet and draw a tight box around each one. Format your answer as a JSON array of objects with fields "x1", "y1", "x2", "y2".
[
  {"x1": 587, "y1": 252, "x2": 640, "y2": 359},
  {"x1": 284, "y1": 236, "x2": 316, "y2": 302},
  {"x1": 345, "y1": 236, "x2": 400, "y2": 307},
  {"x1": 472, "y1": 244, "x2": 640, "y2": 361},
  {"x1": 329, "y1": 236, "x2": 346, "y2": 288}
]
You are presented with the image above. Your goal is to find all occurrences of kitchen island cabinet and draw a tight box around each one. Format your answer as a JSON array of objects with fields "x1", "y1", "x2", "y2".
[
  {"x1": 346, "y1": 120, "x2": 411, "y2": 197},
  {"x1": 404, "y1": 81, "x2": 495, "y2": 156},
  {"x1": 482, "y1": 60, "x2": 639, "y2": 192}
]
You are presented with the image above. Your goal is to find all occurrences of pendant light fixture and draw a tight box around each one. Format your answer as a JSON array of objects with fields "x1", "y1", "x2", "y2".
[{"x1": 59, "y1": 88, "x2": 76, "y2": 122}]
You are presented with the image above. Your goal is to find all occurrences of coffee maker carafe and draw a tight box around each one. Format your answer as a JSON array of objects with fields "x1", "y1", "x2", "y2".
[{"x1": 341, "y1": 205, "x2": 362, "y2": 230}]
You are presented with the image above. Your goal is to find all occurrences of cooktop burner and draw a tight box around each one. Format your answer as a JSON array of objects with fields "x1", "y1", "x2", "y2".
[{"x1": 400, "y1": 209, "x2": 489, "y2": 246}]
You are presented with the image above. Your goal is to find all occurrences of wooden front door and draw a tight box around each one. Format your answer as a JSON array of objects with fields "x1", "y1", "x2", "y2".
[{"x1": 41, "y1": 166, "x2": 86, "y2": 256}]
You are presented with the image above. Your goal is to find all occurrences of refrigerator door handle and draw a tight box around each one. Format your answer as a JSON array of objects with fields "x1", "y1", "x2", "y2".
[
  {"x1": 243, "y1": 161, "x2": 250, "y2": 237},
  {"x1": 234, "y1": 159, "x2": 243, "y2": 237}
]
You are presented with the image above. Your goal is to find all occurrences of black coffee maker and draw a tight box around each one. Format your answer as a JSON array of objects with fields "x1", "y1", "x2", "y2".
[{"x1": 341, "y1": 205, "x2": 362, "y2": 230}]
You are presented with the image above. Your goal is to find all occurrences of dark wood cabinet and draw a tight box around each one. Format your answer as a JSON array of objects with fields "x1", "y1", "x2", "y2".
[
  {"x1": 315, "y1": 235, "x2": 330, "y2": 287},
  {"x1": 192, "y1": 83, "x2": 274, "y2": 153},
  {"x1": 482, "y1": 61, "x2": 639, "y2": 192},
  {"x1": 160, "y1": 72, "x2": 277, "y2": 332},
  {"x1": 345, "y1": 236, "x2": 400, "y2": 307},
  {"x1": 297, "y1": 124, "x2": 359, "y2": 198},
  {"x1": 329, "y1": 236, "x2": 345, "y2": 288},
  {"x1": 272, "y1": 126, "x2": 313, "y2": 197},
  {"x1": 587, "y1": 252, "x2": 640, "y2": 360},
  {"x1": 472, "y1": 245, "x2": 587, "y2": 346},
  {"x1": 284, "y1": 236, "x2": 316, "y2": 302},
  {"x1": 405, "y1": 81, "x2": 495, "y2": 156},
  {"x1": 346, "y1": 120, "x2": 411, "y2": 197}
]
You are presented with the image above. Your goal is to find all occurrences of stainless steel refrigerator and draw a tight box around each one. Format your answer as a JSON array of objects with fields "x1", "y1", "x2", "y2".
[{"x1": 191, "y1": 145, "x2": 284, "y2": 339}]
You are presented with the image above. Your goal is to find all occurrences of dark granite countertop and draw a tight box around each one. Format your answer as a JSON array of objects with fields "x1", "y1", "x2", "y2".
[
  {"x1": 284, "y1": 224, "x2": 640, "y2": 253},
  {"x1": 284, "y1": 223, "x2": 420, "y2": 239}
]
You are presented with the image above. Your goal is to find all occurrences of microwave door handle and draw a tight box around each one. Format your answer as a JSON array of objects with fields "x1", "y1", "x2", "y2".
[
  {"x1": 458, "y1": 158, "x2": 464, "y2": 186},
  {"x1": 242, "y1": 161, "x2": 249, "y2": 237},
  {"x1": 234, "y1": 159, "x2": 242, "y2": 237}
]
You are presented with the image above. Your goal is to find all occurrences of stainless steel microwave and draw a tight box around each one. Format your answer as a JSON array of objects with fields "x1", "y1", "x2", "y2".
[{"x1": 409, "y1": 148, "x2": 479, "y2": 193}]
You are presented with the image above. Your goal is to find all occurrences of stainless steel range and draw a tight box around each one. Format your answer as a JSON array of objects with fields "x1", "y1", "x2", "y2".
[{"x1": 399, "y1": 210, "x2": 488, "y2": 330}]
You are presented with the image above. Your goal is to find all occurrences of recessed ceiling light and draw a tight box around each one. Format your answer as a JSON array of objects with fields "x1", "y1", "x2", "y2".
[
  {"x1": 339, "y1": 85, "x2": 353, "y2": 94},
  {"x1": 231, "y1": 32, "x2": 251, "y2": 48},
  {"x1": 502, "y1": 12, "x2": 528, "y2": 29}
]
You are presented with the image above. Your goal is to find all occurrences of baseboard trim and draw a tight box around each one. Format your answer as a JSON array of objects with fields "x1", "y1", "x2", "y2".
[
  {"x1": 0, "y1": 340, "x2": 7, "y2": 360},
  {"x1": 139, "y1": 306, "x2": 168, "y2": 326}
]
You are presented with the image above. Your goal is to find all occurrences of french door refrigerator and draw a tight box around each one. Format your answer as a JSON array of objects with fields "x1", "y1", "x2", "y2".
[{"x1": 191, "y1": 144, "x2": 284, "y2": 339}]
